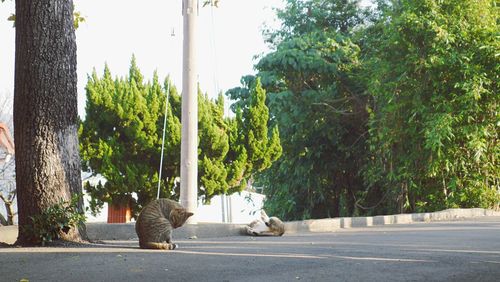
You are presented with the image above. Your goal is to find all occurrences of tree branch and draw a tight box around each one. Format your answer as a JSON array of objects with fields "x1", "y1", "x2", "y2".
[{"x1": 312, "y1": 102, "x2": 360, "y2": 115}]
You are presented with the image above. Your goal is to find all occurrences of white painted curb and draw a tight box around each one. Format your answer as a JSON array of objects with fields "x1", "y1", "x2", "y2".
[{"x1": 284, "y1": 208, "x2": 500, "y2": 234}]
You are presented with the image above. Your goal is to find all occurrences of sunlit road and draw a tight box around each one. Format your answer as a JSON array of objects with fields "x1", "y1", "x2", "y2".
[{"x1": 1, "y1": 217, "x2": 499, "y2": 282}]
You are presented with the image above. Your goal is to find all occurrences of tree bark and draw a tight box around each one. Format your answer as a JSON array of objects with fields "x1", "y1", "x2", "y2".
[{"x1": 14, "y1": 0, "x2": 87, "y2": 244}]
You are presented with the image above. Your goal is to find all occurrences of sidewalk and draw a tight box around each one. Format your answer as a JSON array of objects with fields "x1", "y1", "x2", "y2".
[{"x1": 1, "y1": 208, "x2": 499, "y2": 244}]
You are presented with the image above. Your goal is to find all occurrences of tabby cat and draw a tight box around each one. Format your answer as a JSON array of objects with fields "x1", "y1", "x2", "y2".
[
  {"x1": 245, "y1": 210, "x2": 285, "y2": 236},
  {"x1": 135, "y1": 198, "x2": 194, "y2": 250}
]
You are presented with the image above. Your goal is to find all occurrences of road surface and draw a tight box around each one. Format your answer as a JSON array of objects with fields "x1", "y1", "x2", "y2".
[{"x1": 1, "y1": 217, "x2": 499, "y2": 281}]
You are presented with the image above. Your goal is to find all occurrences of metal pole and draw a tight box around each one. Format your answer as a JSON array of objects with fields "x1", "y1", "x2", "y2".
[
  {"x1": 180, "y1": 0, "x2": 198, "y2": 223},
  {"x1": 221, "y1": 194, "x2": 226, "y2": 222}
]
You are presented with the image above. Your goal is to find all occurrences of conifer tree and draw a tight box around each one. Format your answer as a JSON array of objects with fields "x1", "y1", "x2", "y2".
[
  {"x1": 198, "y1": 93, "x2": 229, "y2": 199},
  {"x1": 80, "y1": 57, "x2": 181, "y2": 214},
  {"x1": 241, "y1": 77, "x2": 282, "y2": 177},
  {"x1": 80, "y1": 58, "x2": 281, "y2": 214}
]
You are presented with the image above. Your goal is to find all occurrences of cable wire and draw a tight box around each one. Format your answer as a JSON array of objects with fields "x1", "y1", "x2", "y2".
[{"x1": 157, "y1": 81, "x2": 171, "y2": 199}]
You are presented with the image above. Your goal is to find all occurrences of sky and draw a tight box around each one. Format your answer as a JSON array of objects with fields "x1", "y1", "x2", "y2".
[{"x1": 0, "y1": 0, "x2": 284, "y2": 117}]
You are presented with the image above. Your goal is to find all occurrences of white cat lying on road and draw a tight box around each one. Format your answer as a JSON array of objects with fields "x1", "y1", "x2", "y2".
[{"x1": 245, "y1": 210, "x2": 285, "y2": 236}]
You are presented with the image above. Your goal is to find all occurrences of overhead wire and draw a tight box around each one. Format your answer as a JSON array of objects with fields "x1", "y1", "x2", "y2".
[
  {"x1": 209, "y1": 2, "x2": 220, "y2": 97},
  {"x1": 157, "y1": 80, "x2": 171, "y2": 199}
]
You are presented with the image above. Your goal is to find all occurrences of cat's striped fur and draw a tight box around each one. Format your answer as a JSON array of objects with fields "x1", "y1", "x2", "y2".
[
  {"x1": 135, "y1": 198, "x2": 193, "y2": 250},
  {"x1": 245, "y1": 210, "x2": 285, "y2": 236}
]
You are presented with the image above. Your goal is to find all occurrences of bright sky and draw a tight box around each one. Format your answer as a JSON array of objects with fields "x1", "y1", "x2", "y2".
[{"x1": 0, "y1": 0, "x2": 283, "y2": 117}]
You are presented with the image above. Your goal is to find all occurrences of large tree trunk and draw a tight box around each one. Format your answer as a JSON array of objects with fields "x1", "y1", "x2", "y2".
[{"x1": 14, "y1": 0, "x2": 87, "y2": 244}]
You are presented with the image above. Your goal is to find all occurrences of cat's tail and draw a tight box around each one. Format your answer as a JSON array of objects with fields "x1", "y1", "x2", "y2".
[{"x1": 140, "y1": 241, "x2": 178, "y2": 250}]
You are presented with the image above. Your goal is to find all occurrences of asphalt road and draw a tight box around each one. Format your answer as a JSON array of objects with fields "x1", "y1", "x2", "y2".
[{"x1": 1, "y1": 217, "x2": 499, "y2": 282}]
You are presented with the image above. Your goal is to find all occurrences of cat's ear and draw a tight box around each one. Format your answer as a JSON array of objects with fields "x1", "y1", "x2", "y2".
[{"x1": 179, "y1": 211, "x2": 194, "y2": 226}]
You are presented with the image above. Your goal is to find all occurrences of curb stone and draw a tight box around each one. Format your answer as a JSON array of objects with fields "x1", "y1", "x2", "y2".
[{"x1": 283, "y1": 208, "x2": 500, "y2": 233}]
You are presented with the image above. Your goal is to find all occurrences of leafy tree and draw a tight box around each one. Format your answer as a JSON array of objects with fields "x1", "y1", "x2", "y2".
[
  {"x1": 227, "y1": 0, "x2": 498, "y2": 220},
  {"x1": 14, "y1": 0, "x2": 87, "y2": 245},
  {"x1": 363, "y1": 0, "x2": 499, "y2": 213},
  {"x1": 264, "y1": 0, "x2": 367, "y2": 45},
  {"x1": 228, "y1": 0, "x2": 369, "y2": 220},
  {"x1": 262, "y1": 32, "x2": 366, "y2": 220},
  {"x1": 80, "y1": 58, "x2": 281, "y2": 215}
]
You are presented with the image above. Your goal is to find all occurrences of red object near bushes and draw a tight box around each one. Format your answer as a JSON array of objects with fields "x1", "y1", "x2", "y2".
[{"x1": 107, "y1": 203, "x2": 131, "y2": 223}]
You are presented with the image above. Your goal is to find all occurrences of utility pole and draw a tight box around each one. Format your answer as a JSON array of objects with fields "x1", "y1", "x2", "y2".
[{"x1": 180, "y1": 0, "x2": 198, "y2": 223}]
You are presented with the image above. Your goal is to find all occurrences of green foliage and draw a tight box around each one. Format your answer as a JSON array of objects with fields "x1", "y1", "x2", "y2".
[
  {"x1": 73, "y1": 11, "x2": 85, "y2": 29},
  {"x1": 256, "y1": 30, "x2": 367, "y2": 220},
  {"x1": 223, "y1": 77, "x2": 283, "y2": 198},
  {"x1": 264, "y1": 0, "x2": 368, "y2": 45},
  {"x1": 3, "y1": 5, "x2": 84, "y2": 29},
  {"x1": 22, "y1": 195, "x2": 86, "y2": 246},
  {"x1": 198, "y1": 77, "x2": 282, "y2": 201},
  {"x1": 227, "y1": 0, "x2": 499, "y2": 220},
  {"x1": 7, "y1": 14, "x2": 15, "y2": 27},
  {"x1": 224, "y1": 109, "x2": 248, "y2": 192},
  {"x1": 202, "y1": 0, "x2": 219, "y2": 7},
  {"x1": 80, "y1": 57, "x2": 172, "y2": 214},
  {"x1": 80, "y1": 56, "x2": 281, "y2": 214},
  {"x1": 198, "y1": 93, "x2": 230, "y2": 197},
  {"x1": 228, "y1": 1, "x2": 368, "y2": 220},
  {"x1": 242, "y1": 78, "x2": 282, "y2": 175},
  {"x1": 363, "y1": 0, "x2": 500, "y2": 213}
]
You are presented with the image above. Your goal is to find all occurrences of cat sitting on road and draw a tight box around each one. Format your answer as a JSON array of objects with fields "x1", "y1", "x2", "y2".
[
  {"x1": 135, "y1": 198, "x2": 193, "y2": 250},
  {"x1": 245, "y1": 210, "x2": 285, "y2": 236}
]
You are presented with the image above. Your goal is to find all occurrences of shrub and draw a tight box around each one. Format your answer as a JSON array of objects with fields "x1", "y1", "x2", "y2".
[{"x1": 23, "y1": 195, "x2": 86, "y2": 246}]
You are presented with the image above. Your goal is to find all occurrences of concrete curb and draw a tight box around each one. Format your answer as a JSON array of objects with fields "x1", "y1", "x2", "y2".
[
  {"x1": 284, "y1": 208, "x2": 500, "y2": 233},
  {"x1": 1, "y1": 208, "x2": 499, "y2": 244}
]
